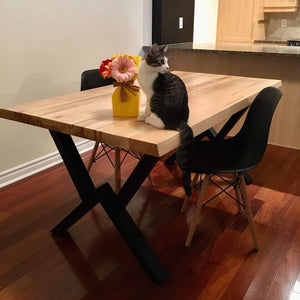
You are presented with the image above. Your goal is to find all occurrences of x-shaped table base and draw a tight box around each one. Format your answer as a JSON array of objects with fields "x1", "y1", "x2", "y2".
[{"x1": 49, "y1": 130, "x2": 168, "y2": 284}]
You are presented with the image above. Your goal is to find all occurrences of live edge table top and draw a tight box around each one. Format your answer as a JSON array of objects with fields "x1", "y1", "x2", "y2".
[{"x1": 0, "y1": 71, "x2": 281, "y2": 158}]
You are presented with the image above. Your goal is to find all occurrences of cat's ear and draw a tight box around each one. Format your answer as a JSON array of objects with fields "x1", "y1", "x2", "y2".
[
  {"x1": 149, "y1": 43, "x2": 159, "y2": 56},
  {"x1": 162, "y1": 45, "x2": 169, "y2": 53}
]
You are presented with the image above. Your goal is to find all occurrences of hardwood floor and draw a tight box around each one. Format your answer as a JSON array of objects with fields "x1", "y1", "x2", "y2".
[{"x1": 0, "y1": 144, "x2": 299, "y2": 299}]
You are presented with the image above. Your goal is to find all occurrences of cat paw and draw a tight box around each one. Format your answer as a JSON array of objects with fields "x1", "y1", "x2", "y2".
[
  {"x1": 145, "y1": 114, "x2": 165, "y2": 129},
  {"x1": 137, "y1": 114, "x2": 146, "y2": 121}
]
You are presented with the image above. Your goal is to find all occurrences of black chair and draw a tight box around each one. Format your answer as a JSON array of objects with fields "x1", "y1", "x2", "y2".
[
  {"x1": 80, "y1": 69, "x2": 151, "y2": 190},
  {"x1": 81, "y1": 69, "x2": 115, "y2": 91},
  {"x1": 182, "y1": 86, "x2": 282, "y2": 248},
  {"x1": 80, "y1": 69, "x2": 116, "y2": 173}
]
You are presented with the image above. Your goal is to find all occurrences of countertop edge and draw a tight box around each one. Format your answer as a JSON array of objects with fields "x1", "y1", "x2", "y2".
[{"x1": 143, "y1": 43, "x2": 300, "y2": 57}]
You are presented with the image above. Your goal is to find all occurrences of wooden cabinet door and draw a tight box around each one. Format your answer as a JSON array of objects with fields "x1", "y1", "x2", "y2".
[
  {"x1": 217, "y1": 0, "x2": 255, "y2": 43},
  {"x1": 264, "y1": 0, "x2": 298, "y2": 12}
]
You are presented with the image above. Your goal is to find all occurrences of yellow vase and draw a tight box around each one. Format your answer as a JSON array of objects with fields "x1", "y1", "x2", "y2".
[{"x1": 112, "y1": 86, "x2": 140, "y2": 117}]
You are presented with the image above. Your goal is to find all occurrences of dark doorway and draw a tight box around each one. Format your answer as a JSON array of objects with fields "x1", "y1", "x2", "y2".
[{"x1": 152, "y1": 0, "x2": 195, "y2": 45}]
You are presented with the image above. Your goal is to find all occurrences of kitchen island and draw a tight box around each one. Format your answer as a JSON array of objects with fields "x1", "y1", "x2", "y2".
[{"x1": 159, "y1": 42, "x2": 300, "y2": 149}]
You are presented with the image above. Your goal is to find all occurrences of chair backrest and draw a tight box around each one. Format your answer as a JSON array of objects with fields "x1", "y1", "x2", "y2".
[
  {"x1": 234, "y1": 86, "x2": 282, "y2": 168},
  {"x1": 80, "y1": 69, "x2": 114, "y2": 91}
]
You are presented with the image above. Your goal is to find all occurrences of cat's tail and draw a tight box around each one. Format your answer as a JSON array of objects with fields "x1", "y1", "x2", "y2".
[{"x1": 176, "y1": 121, "x2": 194, "y2": 197}]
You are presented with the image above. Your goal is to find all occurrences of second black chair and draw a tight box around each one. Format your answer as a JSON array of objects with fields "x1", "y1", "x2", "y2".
[{"x1": 182, "y1": 86, "x2": 282, "y2": 248}]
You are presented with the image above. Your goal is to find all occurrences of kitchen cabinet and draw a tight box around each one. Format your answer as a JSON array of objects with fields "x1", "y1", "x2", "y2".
[
  {"x1": 264, "y1": 0, "x2": 298, "y2": 12},
  {"x1": 217, "y1": 0, "x2": 265, "y2": 43}
]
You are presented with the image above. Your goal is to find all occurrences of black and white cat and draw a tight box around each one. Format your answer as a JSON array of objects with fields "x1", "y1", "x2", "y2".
[{"x1": 137, "y1": 43, "x2": 193, "y2": 196}]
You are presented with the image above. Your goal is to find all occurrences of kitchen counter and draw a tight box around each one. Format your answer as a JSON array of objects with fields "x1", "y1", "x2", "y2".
[
  {"x1": 144, "y1": 42, "x2": 300, "y2": 57},
  {"x1": 254, "y1": 40, "x2": 287, "y2": 46},
  {"x1": 160, "y1": 42, "x2": 300, "y2": 149}
]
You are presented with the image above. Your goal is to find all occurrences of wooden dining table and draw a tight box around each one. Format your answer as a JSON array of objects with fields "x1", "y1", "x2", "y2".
[{"x1": 0, "y1": 71, "x2": 281, "y2": 284}]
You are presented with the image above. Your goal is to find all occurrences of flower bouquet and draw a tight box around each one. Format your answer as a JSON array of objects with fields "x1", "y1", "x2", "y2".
[{"x1": 99, "y1": 54, "x2": 141, "y2": 117}]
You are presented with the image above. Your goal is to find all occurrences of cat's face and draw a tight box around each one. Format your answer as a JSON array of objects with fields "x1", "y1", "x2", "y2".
[{"x1": 146, "y1": 44, "x2": 169, "y2": 73}]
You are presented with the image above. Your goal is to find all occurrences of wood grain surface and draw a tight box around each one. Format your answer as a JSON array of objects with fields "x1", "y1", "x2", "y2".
[
  {"x1": 0, "y1": 144, "x2": 299, "y2": 299},
  {"x1": 0, "y1": 71, "x2": 281, "y2": 157}
]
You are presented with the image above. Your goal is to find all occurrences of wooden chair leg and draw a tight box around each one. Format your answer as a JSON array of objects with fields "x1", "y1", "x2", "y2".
[
  {"x1": 185, "y1": 174, "x2": 209, "y2": 247},
  {"x1": 181, "y1": 173, "x2": 201, "y2": 212},
  {"x1": 181, "y1": 196, "x2": 190, "y2": 213},
  {"x1": 234, "y1": 184, "x2": 243, "y2": 214},
  {"x1": 239, "y1": 174, "x2": 259, "y2": 250},
  {"x1": 192, "y1": 173, "x2": 200, "y2": 187},
  {"x1": 86, "y1": 142, "x2": 99, "y2": 172},
  {"x1": 147, "y1": 173, "x2": 154, "y2": 186},
  {"x1": 233, "y1": 173, "x2": 243, "y2": 214}
]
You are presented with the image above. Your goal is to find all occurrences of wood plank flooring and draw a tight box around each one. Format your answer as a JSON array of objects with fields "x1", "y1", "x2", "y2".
[{"x1": 0, "y1": 144, "x2": 299, "y2": 299}]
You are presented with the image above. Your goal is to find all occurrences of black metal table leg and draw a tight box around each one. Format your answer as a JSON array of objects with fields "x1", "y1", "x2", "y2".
[
  {"x1": 100, "y1": 185, "x2": 169, "y2": 284},
  {"x1": 50, "y1": 131, "x2": 99, "y2": 234},
  {"x1": 117, "y1": 154, "x2": 159, "y2": 208},
  {"x1": 51, "y1": 183, "x2": 111, "y2": 235},
  {"x1": 49, "y1": 130, "x2": 168, "y2": 284},
  {"x1": 49, "y1": 131, "x2": 96, "y2": 203}
]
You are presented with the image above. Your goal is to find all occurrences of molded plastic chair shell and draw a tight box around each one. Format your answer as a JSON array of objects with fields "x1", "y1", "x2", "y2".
[
  {"x1": 190, "y1": 86, "x2": 283, "y2": 175},
  {"x1": 81, "y1": 69, "x2": 114, "y2": 91}
]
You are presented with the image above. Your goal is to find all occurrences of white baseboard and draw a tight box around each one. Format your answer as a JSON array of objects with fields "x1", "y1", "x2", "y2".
[{"x1": 0, "y1": 140, "x2": 95, "y2": 188}]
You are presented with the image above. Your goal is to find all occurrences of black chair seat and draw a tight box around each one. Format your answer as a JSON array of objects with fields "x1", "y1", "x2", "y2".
[{"x1": 190, "y1": 138, "x2": 258, "y2": 175}]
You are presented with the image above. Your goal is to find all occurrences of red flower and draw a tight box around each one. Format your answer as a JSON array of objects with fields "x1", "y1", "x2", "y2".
[{"x1": 99, "y1": 58, "x2": 112, "y2": 79}]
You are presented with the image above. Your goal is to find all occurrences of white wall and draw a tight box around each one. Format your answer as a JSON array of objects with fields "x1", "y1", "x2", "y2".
[
  {"x1": 0, "y1": 0, "x2": 145, "y2": 173},
  {"x1": 193, "y1": 0, "x2": 218, "y2": 43},
  {"x1": 143, "y1": 0, "x2": 152, "y2": 46}
]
